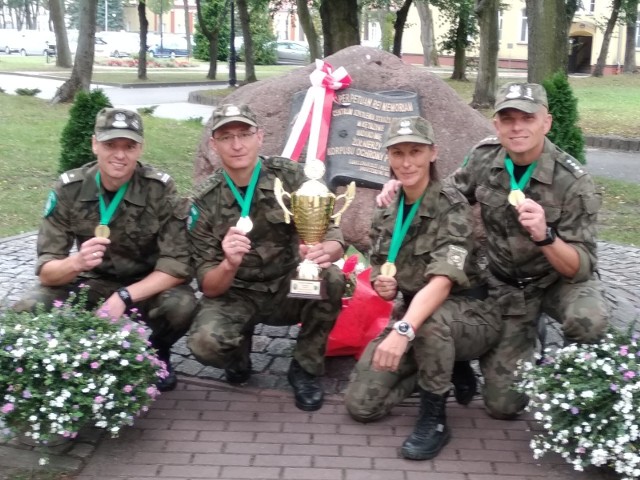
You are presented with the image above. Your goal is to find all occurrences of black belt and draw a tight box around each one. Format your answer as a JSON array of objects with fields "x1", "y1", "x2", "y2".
[{"x1": 489, "y1": 267, "x2": 543, "y2": 289}]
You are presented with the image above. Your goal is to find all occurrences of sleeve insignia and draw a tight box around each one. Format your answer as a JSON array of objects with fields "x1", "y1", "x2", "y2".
[
  {"x1": 43, "y1": 190, "x2": 57, "y2": 217},
  {"x1": 187, "y1": 204, "x2": 200, "y2": 231},
  {"x1": 446, "y1": 245, "x2": 468, "y2": 271}
]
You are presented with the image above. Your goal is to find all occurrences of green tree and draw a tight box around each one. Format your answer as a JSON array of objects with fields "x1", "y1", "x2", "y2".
[
  {"x1": 542, "y1": 71, "x2": 585, "y2": 164},
  {"x1": 66, "y1": 0, "x2": 125, "y2": 31},
  {"x1": 58, "y1": 89, "x2": 112, "y2": 173},
  {"x1": 146, "y1": 0, "x2": 174, "y2": 15},
  {"x1": 431, "y1": 0, "x2": 478, "y2": 80},
  {"x1": 194, "y1": 0, "x2": 230, "y2": 79}
]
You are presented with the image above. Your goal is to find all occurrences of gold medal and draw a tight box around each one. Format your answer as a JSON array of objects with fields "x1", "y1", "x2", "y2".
[
  {"x1": 507, "y1": 189, "x2": 526, "y2": 207},
  {"x1": 380, "y1": 262, "x2": 397, "y2": 277},
  {"x1": 236, "y1": 216, "x2": 253, "y2": 234},
  {"x1": 94, "y1": 224, "x2": 110, "y2": 239}
]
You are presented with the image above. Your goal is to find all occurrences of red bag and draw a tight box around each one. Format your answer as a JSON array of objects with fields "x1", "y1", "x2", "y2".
[{"x1": 326, "y1": 267, "x2": 393, "y2": 359}]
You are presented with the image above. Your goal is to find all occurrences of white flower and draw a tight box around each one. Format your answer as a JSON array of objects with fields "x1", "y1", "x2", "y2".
[{"x1": 47, "y1": 338, "x2": 58, "y2": 349}]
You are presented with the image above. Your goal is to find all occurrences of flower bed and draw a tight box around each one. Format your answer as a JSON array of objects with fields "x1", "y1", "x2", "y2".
[
  {"x1": 518, "y1": 329, "x2": 640, "y2": 479},
  {"x1": 0, "y1": 286, "x2": 166, "y2": 447}
]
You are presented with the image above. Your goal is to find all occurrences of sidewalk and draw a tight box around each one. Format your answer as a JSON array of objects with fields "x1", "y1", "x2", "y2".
[{"x1": 1, "y1": 232, "x2": 638, "y2": 479}]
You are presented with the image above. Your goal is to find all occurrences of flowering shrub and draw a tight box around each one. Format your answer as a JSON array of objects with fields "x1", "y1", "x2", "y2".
[
  {"x1": 0, "y1": 286, "x2": 167, "y2": 446},
  {"x1": 334, "y1": 254, "x2": 365, "y2": 298},
  {"x1": 517, "y1": 329, "x2": 640, "y2": 479}
]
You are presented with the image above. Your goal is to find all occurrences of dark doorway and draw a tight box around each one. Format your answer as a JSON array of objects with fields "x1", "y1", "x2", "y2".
[{"x1": 568, "y1": 36, "x2": 593, "y2": 74}]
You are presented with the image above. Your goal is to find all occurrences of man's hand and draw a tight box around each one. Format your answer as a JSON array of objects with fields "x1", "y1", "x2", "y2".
[
  {"x1": 515, "y1": 198, "x2": 547, "y2": 242},
  {"x1": 222, "y1": 227, "x2": 251, "y2": 267},
  {"x1": 376, "y1": 179, "x2": 402, "y2": 208},
  {"x1": 372, "y1": 331, "x2": 409, "y2": 372},
  {"x1": 373, "y1": 274, "x2": 398, "y2": 301},
  {"x1": 300, "y1": 243, "x2": 332, "y2": 268},
  {"x1": 98, "y1": 292, "x2": 126, "y2": 320},
  {"x1": 75, "y1": 237, "x2": 110, "y2": 272}
]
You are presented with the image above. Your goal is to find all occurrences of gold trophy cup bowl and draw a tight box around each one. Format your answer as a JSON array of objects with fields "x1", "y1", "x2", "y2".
[{"x1": 274, "y1": 171, "x2": 356, "y2": 299}]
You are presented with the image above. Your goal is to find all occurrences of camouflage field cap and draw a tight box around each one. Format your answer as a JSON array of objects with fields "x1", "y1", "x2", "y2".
[
  {"x1": 211, "y1": 104, "x2": 258, "y2": 132},
  {"x1": 494, "y1": 82, "x2": 549, "y2": 114},
  {"x1": 382, "y1": 116, "x2": 436, "y2": 148},
  {"x1": 94, "y1": 108, "x2": 144, "y2": 143}
]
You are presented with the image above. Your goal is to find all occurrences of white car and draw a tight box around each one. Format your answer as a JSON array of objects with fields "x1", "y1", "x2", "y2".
[
  {"x1": 97, "y1": 32, "x2": 141, "y2": 58},
  {"x1": 14, "y1": 31, "x2": 55, "y2": 56}
]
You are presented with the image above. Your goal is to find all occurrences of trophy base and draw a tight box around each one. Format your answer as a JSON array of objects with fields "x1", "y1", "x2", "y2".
[{"x1": 289, "y1": 278, "x2": 327, "y2": 300}]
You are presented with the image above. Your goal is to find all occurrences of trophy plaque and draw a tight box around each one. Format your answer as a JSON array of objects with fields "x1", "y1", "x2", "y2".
[{"x1": 274, "y1": 159, "x2": 356, "y2": 299}]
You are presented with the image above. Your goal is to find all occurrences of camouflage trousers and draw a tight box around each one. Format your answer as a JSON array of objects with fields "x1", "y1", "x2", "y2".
[
  {"x1": 345, "y1": 294, "x2": 501, "y2": 423},
  {"x1": 482, "y1": 274, "x2": 609, "y2": 420},
  {"x1": 13, "y1": 278, "x2": 197, "y2": 350},
  {"x1": 188, "y1": 265, "x2": 345, "y2": 376}
]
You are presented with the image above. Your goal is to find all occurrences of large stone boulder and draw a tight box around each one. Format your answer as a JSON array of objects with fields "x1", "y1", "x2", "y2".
[{"x1": 193, "y1": 45, "x2": 493, "y2": 251}]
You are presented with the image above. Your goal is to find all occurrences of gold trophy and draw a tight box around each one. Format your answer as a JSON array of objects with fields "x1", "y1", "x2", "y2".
[{"x1": 274, "y1": 159, "x2": 356, "y2": 299}]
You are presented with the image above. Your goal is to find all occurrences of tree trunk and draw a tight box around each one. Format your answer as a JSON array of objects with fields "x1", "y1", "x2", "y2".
[
  {"x1": 416, "y1": 0, "x2": 438, "y2": 66},
  {"x1": 51, "y1": 0, "x2": 96, "y2": 104},
  {"x1": 138, "y1": 2, "x2": 148, "y2": 80},
  {"x1": 592, "y1": 0, "x2": 622, "y2": 77},
  {"x1": 623, "y1": 0, "x2": 638, "y2": 73},
  {"x1": 296, "y1": 0, "x2": 321, "y2": 60},
  {"x1": 526, "y1": 0, "x2": 569, "y2": 83},
  {"x1": 236, "y1": 0, "x2": 255, "y2": 83},
  {"x1": 49, "y1": 0, "x2": 71, "y2": 68},
  {"x1": 195, "y1": 0, "x2": 229, "y2": 80},
  {"x1": 207, "y1": 30, "x2": 220, "y2": 80},
  {"x1": 319, "y1": 0, "x2": 360, "y2": 56},
  {"x1": 450, "y1": 11, "x2": 467, "y2": 81},
  {"x1": 183, "y1": 0, "x2": 192, "y2": 55},
  {"x1": 471, "y1": 0, "x2": 499, "y2": 108},
  {"x1": 392, "y1": 0, "x2": 412, "y2": 57}
]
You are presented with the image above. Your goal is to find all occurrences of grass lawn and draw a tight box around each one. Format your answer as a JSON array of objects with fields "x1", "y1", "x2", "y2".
[{"x1": 442, "y1": 73, "x2": 640, "y2": 138}]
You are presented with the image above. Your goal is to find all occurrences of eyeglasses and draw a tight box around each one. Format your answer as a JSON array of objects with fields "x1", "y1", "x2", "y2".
[{"x1": 213, "y1": 129, "x2": 258, "y2": 144}]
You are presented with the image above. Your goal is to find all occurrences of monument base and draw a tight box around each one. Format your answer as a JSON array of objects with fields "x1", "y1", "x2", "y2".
[{"x1": 289, "y1": 278, "x2": 327, "y2": 300}]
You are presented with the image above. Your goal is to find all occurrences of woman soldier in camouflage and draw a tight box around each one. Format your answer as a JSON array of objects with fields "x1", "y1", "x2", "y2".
[{"x1": 345, "y1": 116, "x2": 502, "y2": 460}]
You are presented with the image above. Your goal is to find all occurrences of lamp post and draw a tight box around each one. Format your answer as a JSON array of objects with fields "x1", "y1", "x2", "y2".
[
  {"x1": 229, "y1": 0, "x2": 237, "y2": 87},
  {"x1": 104, "y1": 0, "x2": 108, "y2": 32}
]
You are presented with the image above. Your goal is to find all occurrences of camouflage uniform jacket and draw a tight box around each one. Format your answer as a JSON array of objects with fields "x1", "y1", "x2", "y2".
[
  {"x1": 369, "y1": 180, "x2": 481, "y2": 298},
  {"x1": 37, "y1": 161, "x2": 192, "y2": 283},
  {"x1": 451, "y1": 137, "x2": 600, "y2": 286},
  {"x1": 189, "y1": 156, "x2": 345, "y2": 293}
]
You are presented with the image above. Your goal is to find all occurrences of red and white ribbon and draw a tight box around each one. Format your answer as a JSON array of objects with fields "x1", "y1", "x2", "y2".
[{"x1": 282, "y1": 59, "x2": 352, "y2": 162}]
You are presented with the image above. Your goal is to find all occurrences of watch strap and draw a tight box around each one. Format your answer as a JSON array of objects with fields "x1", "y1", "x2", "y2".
[
  {"x1": 116, "y1": 288, "x2": 133, "y2": 308},
  {"x1": 533, "y1": 227, "x2": 557, "y2": 247}
]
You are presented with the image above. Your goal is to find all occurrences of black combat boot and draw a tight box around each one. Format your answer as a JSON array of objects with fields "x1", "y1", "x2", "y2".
[
  {"x1": 287, "y1": 359, "x2": 324, "y2": 411},
  {"x1": 224, "y1": 331, "x2": 253, "y2": 385},
  {"x1": 401, "y1": 389, "x2": 451, "y2": 460},
  {"x1": 155, "y1": 347, "x2": 178, "y2": 392},
  {"x1": 451, "y1": 360, "x2": 477, "y2": 405}
]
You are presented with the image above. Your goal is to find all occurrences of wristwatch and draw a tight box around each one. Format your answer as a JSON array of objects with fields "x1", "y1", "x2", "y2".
[
  {"x1": 116, "y1": 288, "x2": 133, "y2": 308},
  {"x1": 393, "y1": 320, "x2": 416, "y2": 341},
  {"x1": 533, "y1": 227, "x2": 557, "y2": 247}
]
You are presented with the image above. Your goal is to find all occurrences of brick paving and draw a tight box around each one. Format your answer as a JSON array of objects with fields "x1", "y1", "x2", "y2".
[{"x1": 1, "y1": 232, "x2": 638, "y2": 479}]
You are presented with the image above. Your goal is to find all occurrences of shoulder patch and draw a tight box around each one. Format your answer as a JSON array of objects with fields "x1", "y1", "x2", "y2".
[
  {"x1": 267, "y1": 156, "x2": 299, "y2": 173},
  {"x1": 474, "y1": 136, "x2": 501, "y2": 148},
  {"x1": 59, "y1": 171, "x2": 83, "y2": 185},
  {"x1": 43, "y1": 190, "x2": 57, "y2": 217},
  {"x1": 143, "y1": 168, "x2": 173, "y2": 184},
  {"x1": 557, "y1": 154, "x2": 587, "y2": 179},
  {"x1": 440, "y1": 184, "x2": 467, "y2": 205},
  {"x1": 187, "y1": 203, "x2": 200, "y2": 231},
  {"x1": 193, "y1": 171, "x2": 224, "y2": 198}
]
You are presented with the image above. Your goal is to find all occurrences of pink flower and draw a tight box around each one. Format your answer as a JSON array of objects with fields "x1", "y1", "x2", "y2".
[
  {"x1": 22, "y1": 390, "x2": 32, "y2": 399},
  {"x1": 620, "y1": 346, "x2": 629, "y2": 356},
  {"x1": 135, "y1": 354, "x2": 144, "y2": 362},
  {"x1": 97, "y1": 308, "x2": 110, "y2": 318},
  {"x1": 1, "y1": 403, "x2": 14, "y2": 413},
  {"x1": 62, "y1": 373, "x2": 71, "y2": 380},
  {"x1": 15, "y1": 367, "x2": 23, "y2": 373},
  {"x1": 81, "y1": 352, "x2": 90, "y2": 360},
  {"x1": 90, "y1": 362, "x2": 100, "y2": 369},
  {"x1": 123, "y1": 385, "x2": 133, "y2": 393},
  {"x1": 623, "y1": 370, "x2": 636, "y2": 380},
  {"x1": 53, "y1": 300, "x2": 63, "y2": 308},
  {"x1": 94, "y1": 396, "x2": 105, "y2": 404}
]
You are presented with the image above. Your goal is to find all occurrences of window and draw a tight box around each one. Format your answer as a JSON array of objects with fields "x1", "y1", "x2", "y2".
[
  {"x1": 578, "y1": 0, "x2": 596, "y2": 14},
  {"x1": 520, "y1": 9, "x2": 528, "y2": 43},
  {"x1": 636, "y1": 20, "x2": 640, "y2": 48},
  {"x1": 498, "y1": 10, "x2": 503, "y2": 42}
]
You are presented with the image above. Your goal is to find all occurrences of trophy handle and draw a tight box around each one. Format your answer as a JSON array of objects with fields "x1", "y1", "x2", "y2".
[
  {"x1": 330, "y1": 181, "x2": 356, "y2": 226},
  {"x1": 274, "y1": 178, "x2": 293, "y2": 224}
]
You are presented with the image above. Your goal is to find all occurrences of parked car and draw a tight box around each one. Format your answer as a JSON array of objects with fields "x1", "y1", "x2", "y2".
[
  {"x1": 97, "y1": 31, "x2": 140, "y2": 58},
  {"x1": 148, "y1": 35, "x2": 189, "y2": 58},
  {"x1": 274, "y1": 40, "x2": 309, "y2": 65},
  {"x1": 69, "y1": 35, "x2": 109, "y2": 57},
  {"x1": 15, "y1": 31, "x2": 55, "y2": 56},
  {"x1": 0, "y1": 29, "x2": 20, "y2": 54}
]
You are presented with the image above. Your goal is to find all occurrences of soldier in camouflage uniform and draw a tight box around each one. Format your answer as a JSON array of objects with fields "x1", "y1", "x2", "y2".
[
  {"x1": 187, "y1": 103, "x2": 345, "y2": 411},
  {"x1": 450, "y1": 83, "x2": 609, "y2": 419},
  {"x1": 13, "y1": 108, "x2": 197, "y2": 392},
  {"x1": 345, "y1": 116, "x2": 501, "y2": 460}
]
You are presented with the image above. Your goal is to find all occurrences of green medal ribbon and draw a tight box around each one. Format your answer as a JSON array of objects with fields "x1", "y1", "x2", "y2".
[
  {"x1": 386, "y1": 192, "x2": 423, "y2": 264},
  {"x1": 223, "y1": 160, "x2": 262, "y2": 217},
  {"x1": 95, "y1": 172, "x2": 129, "y2": 226},
  {"x1": 504, "y1": 156, "x2": 537, "y2": 192}
]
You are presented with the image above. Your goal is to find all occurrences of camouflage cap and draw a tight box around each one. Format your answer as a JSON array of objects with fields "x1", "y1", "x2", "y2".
[
  {"x1": 211, "y1": 103, "x2": 258, "y2": 133},
  {"x1": 494, "y1": 82, "x2": 549, "y2": 115},
  {"x1": 382, "y1": 116, "x2": 436, "y2": 148},
  {"x1": 94, "y1": 108, "x2": 144, "y2": 143}
]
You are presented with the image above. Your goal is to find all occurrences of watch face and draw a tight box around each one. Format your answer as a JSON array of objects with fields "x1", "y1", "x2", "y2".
[{"x1": 398, "y1": 322, "x2": 409, "y2": 333}]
